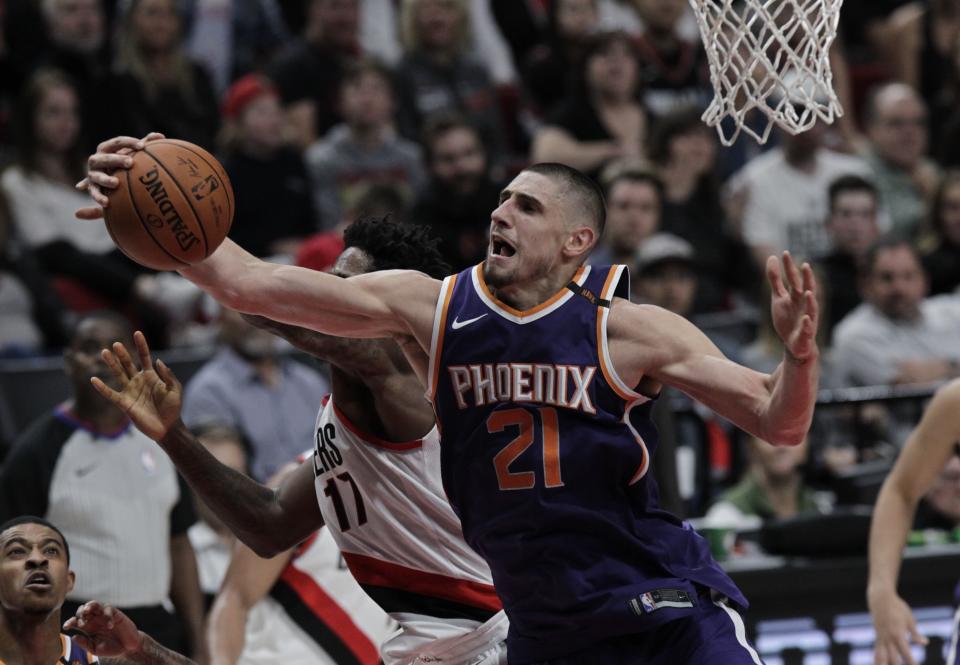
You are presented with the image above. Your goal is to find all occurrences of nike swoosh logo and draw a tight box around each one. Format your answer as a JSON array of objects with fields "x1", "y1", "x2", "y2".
[{"x1": 451, "y1": 314, "x2": 488, "y2": 330}]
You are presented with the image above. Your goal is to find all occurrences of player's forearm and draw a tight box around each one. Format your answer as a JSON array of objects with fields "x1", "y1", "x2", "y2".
[
  {"x1": 207, "y1": 589, "x2": 249, "y2": 665},
  {"x1": 104, "y1": 634, "x2": 197, "y2": 665},
  {"x1": 158, "y1": 420, "x2": 304, "y2": 556},
  {"x1": 178, "y1": 238, "x2": 258, "y2": 305},
  {"x1": 760, "y1": 349, "x2": 820, "y2": 446},
  {"x1": 867, "y1": 479, "x2": 916, "y2": 600}
]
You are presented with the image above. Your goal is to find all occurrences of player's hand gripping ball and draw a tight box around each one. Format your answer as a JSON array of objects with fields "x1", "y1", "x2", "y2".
[{"x1": 103, "y1": 139, "x2": 234, "y2": 270}]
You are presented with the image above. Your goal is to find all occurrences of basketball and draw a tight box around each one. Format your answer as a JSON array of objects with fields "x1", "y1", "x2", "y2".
[{"x1": 103, "y1": 139, "x2": 234, "y2": 270}]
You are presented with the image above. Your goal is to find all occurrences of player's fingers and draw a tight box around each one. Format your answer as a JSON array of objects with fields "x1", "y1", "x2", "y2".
[
  {"x1": 804, "y1": 291, "x2": 819, "y2": 327},
  {"x1": 782, "y1": 252, "x2": 803, "y2": 294},
  {"x1": 113, "y1": 342, "x2": 140, "y2": 377},
  {"x1": 141, "y1": 131, "x2": 166, "y2": 142},
  {"x1": 909, "y1": 621, "x2": 929, "y2": 646},
  {"x1": 896, "y1": 635, "x2": 919, "y2": 665},
  {"x1": 75, "y1": 206, "x2": 106, "y2": 221},
  {"x1": 86, "y1": 169, "x2": 121, "y2": 190},
  {"x1": 96, "y1": 136, "x2": 145, "y2": 155},
  {"x1": 801, "y1": 261, "x2": 817, "y2": 294},
  {"x1": 134, "y1": 331, "x2": 154, "y2": 372},
  {"x1": 156, "y1": 359, "x2": 181, "y2": 393},
  {"x1": 89, "y1": 378, "x2": 122, "y2": 405},
  {"x1": 765, "y1": 256, "x2": 787, "y2": 297},
  {"x1": 100, "y1": 349, "x2": 129, "y2": 383},
  {"x1": 88, "y1": 152, "x2": 133, "y2": 173}
]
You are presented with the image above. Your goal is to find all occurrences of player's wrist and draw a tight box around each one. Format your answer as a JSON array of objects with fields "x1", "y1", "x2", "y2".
[{"x1": 785, "y1": 345, "x2": 818, "y2": 367}]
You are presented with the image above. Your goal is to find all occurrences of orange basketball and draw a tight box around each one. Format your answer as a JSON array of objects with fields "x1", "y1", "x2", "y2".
[{"x1": 104, "y1": 139, "x2": 234, "y2": 270}]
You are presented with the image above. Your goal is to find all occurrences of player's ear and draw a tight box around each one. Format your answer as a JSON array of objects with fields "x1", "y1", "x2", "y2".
[
  {"x1": 563, "y1": 226, "x2": 596, "y2": 259},
  {"x1": 67, "y1": 569, "x2": 75, "y2": 594}
]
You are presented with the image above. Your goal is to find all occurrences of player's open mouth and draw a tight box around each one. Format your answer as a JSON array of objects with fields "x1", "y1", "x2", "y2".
[
  {"x1": 25, "y1": 572, "x2": 51, "y2": 589},
  {"x1": 491, "y1": 237, "x2": 516, "y2": 258}
]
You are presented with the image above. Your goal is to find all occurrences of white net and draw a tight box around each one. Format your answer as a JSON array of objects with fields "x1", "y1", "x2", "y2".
[{"x1": 688, "y1": 0, "x2": 844, "y2": 145}]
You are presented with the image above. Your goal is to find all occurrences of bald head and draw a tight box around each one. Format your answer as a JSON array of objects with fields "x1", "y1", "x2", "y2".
[{"x1": 522, "y1": 163, "x2": 606, "y2": 239}]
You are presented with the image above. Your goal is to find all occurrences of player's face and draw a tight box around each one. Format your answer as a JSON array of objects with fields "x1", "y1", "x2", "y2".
[
  {"x1": 939, "y1": 181, "x2": 960, "y2": 246},
  {"x1": 606, "y1": 181, "x2": 660, "y2": 254},
  {"x1": 64, "y1": 318, "x2": 131, "y2": 395},
  {"x1": 828, "y1": 190, "x2": 878, "y2": 258},
  {"x1": 485, "y1": 172, "x2": 571, "y2": 289},
  {"x1": 430, "y1": 127, "x2": 487, "y2": 195},
  {"x1": 36, "y1": 84, "x2": 80, "y2": 155},
  {"x1": 864, "y1": 246, "x2": 927, "y2": 321},
  {"x1": 0, "y1": 524, "x2": 73, "y2": 616}
]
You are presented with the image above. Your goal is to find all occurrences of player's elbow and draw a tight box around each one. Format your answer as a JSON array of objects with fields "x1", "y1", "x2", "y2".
[{"x1": 765, "y1": 427, "x2": 807, "y2": 447}]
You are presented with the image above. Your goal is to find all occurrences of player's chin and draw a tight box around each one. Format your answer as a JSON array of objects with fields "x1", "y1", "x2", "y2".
[{"x1": 483, "y1": 257, "x2": 514, "y2": 288}]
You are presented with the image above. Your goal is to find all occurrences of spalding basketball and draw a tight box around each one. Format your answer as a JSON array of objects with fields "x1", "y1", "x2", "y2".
[{"x1": 104, "y1": 139, "x2": 234, "y2": 270}]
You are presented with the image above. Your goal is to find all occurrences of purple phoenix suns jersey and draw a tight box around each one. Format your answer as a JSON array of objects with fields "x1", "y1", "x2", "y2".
[{"x1": 427, "y1": 263, "x2": 747, "y2": 663}]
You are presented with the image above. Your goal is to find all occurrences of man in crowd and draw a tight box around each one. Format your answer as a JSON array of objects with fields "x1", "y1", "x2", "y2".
[
  {"x1": 0, "y1": 515, "x2": 194, "y2": 665},
  {"x1": 817, "y1": 174, "x2": 882, "y2": 335},
  {"x1": 0, "y1": 312, "x2": 206, "y2": 660},
  {"x1": 589, "y1": 168, "x2": 662, "y2": 272},
  {"x1": 411, "y1": 112, "x2": 501, "y2": 271}
]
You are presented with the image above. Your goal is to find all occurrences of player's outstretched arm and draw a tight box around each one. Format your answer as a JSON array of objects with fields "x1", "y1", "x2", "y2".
[
  {"x1": 610, "y1": 252, "x2": 818, "y2": 446},
  {"x1": 91, "y1": 332, "x2": 323, "y2": 556},
  {"x1": 867, "y1": 380, "x2": 960, "y2": 665},
  {"x1": 207, "y1": 539, "x2": 294, "y2": 665},
  {"x1": 64, "y1": 602, "x2": 196, "y2": 665}
]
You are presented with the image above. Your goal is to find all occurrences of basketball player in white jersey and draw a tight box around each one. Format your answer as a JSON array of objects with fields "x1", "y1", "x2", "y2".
[
  {"x1": 88, "y1": 217, "x2": 508, "y2": 665},
  {"x1": 208, "y1": 457, "x2": 395, "y2": 665}
]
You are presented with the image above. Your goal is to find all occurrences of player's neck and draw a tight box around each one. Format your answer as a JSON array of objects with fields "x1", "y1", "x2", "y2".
[
  {"x1": 0, "y1": 610, "x2": 62, "y2": 665},
  {"x1": 491, "y1": 266, "x2": 579, "y2": 312}
]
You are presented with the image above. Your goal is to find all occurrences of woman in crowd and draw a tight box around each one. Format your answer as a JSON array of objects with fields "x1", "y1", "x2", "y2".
[
  {"x1": 531, "y1": 30, "x2": 647, "y2": 179},
  {"x1": 922, "y1": 170, "x2": 960, "y2": 295},
  {"x1": 1, "y1": 69, "x2": 167, "y2": 343},
  {"x1": 648, "y1": 107, "x2": 756, "y2": 313},
  {"x1": 109, "y1": 0, "x2": 219, "y2": 149}
]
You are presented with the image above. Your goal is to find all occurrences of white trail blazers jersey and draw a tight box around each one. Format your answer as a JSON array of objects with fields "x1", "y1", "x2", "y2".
[
  {"x1": 311, "y1": 396, "x2": 508, "y2": 665},
  {"x1": 238, "y1": 526, "x2": 394, "y2": 665}
]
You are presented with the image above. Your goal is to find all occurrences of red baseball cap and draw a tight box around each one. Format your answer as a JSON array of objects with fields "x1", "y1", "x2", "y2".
[
  {"x1": 222, "y1": 74, "x2": 279, "y2": 119},
  {"x1": 296, "y1": 232, "x2": 346, "y2": 273}
]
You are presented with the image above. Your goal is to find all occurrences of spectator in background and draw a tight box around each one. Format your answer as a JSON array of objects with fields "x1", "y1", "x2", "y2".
[
  {"x1": 109, "y1": 0, "x2": 220, "y2": 149},
  {"x1": 268, "y1": 0, "x2": 360, "y2": 149},
  {"x1": 411, "y1": 112, "x2": 499, "y2": 271},
  {"x1": 833, "y1": 236, "x2": 960, "y2": 387},
  {"x1": 521, "y1": 0, "x2": 599, "y2": 116},
  {"x1": 186, "y1": 424, "x2": 249, "y2": 607},
  {"x1": 0, "y1": 313, "x2": 206, "y2": 658},
  {"x1": 630, "y1": 0, "x2": 711, "y2": 119},
  {"x1": 181, "y1": 307, "x2": 329, "y2": 482},
  {"x1": 183, "y1": 0, "x2": 289, "y2": 96},
  {"x1": 727, "y1": 105, "x2": 870, "y2": 267},
  {"x1": 590, "y1": 167, "x2": 662, "y2": 271},
  {"x1": 37, "y1": 0, "x2": 110, "y2": 147},
  {"x1": 650, "y1": 108, "x2": 757, "y2": 313},
  {"x1": 394, "y1": 0, "x2": 504, "y2": 157},
  {"x1": 531, "y1": 31, "x2": 646, "y2": 179},
  {"x1": 306, "y1": 59, "x2": 425, "y2": 231},
  {"x1": 862, "y1": 83, "x2": 937, "y2": 238},
  {"x1": 0, "y1": 186, "x2": 68, "y2": 356},
  {"x1": 219, "y1": 75, "x2": 316, "y2": 257},
  {"x1": 922, "y1": 171, "x2": 960, "y2": 295},
  {"x1": 881, "y1": 0, "x2": 960, "y2": 146},
  {"x1": 706, "y1": 435, "x2": 829, "y2": 527},
  {"x1": 818, "y1": 175, "x2": 881, "y2": 335},
  {"x1": 2, "y1": 69, "x2": 167, "y2": 343}
]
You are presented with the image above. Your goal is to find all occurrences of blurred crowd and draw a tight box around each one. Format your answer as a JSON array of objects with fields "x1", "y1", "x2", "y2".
[{"x1": 3, "y1": 0, "x2": 960, "y2": 648}]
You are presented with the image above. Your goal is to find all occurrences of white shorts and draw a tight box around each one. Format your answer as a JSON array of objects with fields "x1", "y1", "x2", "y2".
[{"x1": 381, "y1": 610, "x2": 509, "y2": 665}]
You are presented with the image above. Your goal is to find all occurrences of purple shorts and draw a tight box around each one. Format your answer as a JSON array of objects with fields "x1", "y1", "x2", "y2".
[{"x1": 527, "y1": 598, "x2": 763, "y2": 665}]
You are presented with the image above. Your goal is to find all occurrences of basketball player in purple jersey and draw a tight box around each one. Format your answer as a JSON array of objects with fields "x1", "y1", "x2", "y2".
[
  {"x1": 868, "y1": 379, "x2": 960, "y2": 665},
  {"x1": 81, "y1": 138, "x2": 819, "y2": 664}
]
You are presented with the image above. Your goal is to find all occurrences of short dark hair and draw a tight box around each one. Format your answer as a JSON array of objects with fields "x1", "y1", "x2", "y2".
[
  {"x1": 861, "y1": 234, "x2": 921, "y2": 277},
  {"x1": 0, "y1": 516, "x2": 70, "y2": 564},
  {"x1": 69, "y1": 310, "x2": 134, "y2": 347},
  {"x1": 343, "y1": 217, "x2": 451, "y2": 279},
  {"x1": 340, "y1": 57, "x2": 394, "y2": 95},
  {"x1": 523, "y1": 162, "x2": 606, "y2": 237},
  {"x1": 828, "y1": 174, "x2": 878, "y2": 213},
  {"x1": 421, "y1": 111, "x2": 483, "y2": 164},
  {"x1": 648, "y1": 106, "x2": 710, "y2": 164}
]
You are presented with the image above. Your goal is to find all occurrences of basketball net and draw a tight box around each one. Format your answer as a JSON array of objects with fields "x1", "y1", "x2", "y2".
[{"x1": 689, "y1": 0, "x2": 844, "y2": 145}]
